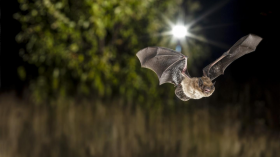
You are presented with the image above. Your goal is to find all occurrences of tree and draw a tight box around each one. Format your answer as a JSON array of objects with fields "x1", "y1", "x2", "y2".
[{"x1": 14, "y1": 0, "x2": 207, "y2": 104}]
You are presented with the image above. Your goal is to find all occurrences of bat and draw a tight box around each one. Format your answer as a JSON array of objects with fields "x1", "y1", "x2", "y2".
[{"x1": 136, "y1": 34, "x2": 262, "y2": 101}]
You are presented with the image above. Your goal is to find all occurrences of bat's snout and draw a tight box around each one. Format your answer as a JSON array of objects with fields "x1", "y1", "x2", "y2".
[{"x1": 202, "y1": 85, "x2": 215, "y2": 95}]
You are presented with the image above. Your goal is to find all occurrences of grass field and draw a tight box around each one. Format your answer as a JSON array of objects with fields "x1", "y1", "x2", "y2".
[{"x1": 1, "y1": 92, "x2": 279, "y2": 157}]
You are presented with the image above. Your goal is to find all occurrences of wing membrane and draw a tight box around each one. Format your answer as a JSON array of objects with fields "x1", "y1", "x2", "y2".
[{"x1": 203, "y1": 34, "x2": 262, "y2": 80}]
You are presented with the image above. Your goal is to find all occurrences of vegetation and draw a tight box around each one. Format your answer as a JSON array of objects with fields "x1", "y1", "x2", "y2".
[
  {"x1": 1, "y1": 94, "x2": 279, "y2": 157},
  {"x1": 2, "y1": 1, "x2": 279, "y2": 157},
  {"x1": 14, "y1": 0, "x2": 208, "y2": 104}
]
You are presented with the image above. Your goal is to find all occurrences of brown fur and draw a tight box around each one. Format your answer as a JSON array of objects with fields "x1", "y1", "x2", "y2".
[{"x1": 181, "y1": 76, "x2": 215, "y2": 99}]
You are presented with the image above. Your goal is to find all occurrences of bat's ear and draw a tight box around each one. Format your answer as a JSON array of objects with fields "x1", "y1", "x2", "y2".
[
  {"x1": 199, "y1": 78, "x2": 203, "y2": 87},
  {"x1": 203, "y1": 71, "x2": 207, "y2": 77},
  {"x1": 212, "y1": 81, "x2": 216, "y2": 86}
]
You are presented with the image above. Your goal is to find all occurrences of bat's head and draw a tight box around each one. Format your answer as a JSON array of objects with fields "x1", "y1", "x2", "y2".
[{"x1": 198, "y1": 76, "x2": 215, "y2": 97}]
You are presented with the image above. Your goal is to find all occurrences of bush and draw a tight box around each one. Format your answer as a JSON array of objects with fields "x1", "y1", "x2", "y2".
[{"x1": 15, "y1": 0, "x2": 208, "y2": 104}]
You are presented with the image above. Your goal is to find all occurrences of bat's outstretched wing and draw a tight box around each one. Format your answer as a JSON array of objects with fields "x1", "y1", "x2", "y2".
[
  {"x1": 203, "y1": 34, "x2": 262, "y2": 80},
  {"x1": 136, "y1": 47, "x2": 190, "y2": 85}
]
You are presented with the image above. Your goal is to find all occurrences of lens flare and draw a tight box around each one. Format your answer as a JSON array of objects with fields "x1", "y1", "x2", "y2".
[
  {"x1": 155, "y1": 0, "x2": 231, "y2": 48},
  {"x1": 172, "y1": 25, "x2": 188, "y2": 38}
]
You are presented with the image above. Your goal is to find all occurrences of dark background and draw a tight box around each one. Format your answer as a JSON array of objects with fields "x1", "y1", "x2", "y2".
[
  {"x1": 1, "y1": 0, "x2": 280, "y2": 156},
  {"x1": 195, "y1": 0, "x2": 279, "y2": 83},
  {"x1": 2, "y1": 0, "x2": 280, "y2": 124},
  {"x1": 2, "y1": 0, "x2": 280, "y2": 122},
  {"x1": 2, "y1": 0, "x2": 279, "y2": 90}
]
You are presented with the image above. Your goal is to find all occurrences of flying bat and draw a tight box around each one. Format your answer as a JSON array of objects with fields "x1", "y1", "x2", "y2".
[{"x1": 136, "y1": 34, "x2": 262, "y2": 101}]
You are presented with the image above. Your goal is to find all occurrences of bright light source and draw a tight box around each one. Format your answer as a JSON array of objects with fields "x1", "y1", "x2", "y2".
[{"x1": 172, "y1": 25, "x2": 188, "y2": 38}]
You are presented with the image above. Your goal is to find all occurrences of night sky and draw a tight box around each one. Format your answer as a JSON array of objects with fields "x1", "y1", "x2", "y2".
[
  {"x1": 197, "y1": 0, "x2": 279, "y2": 83},
  {"x1": 1, "y1": 0, "x2": 279, "y2": 92}
]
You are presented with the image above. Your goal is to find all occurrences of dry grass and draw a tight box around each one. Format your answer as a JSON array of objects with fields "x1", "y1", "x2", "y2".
[{"x1": 0, "y1": 93, "x2": 279, "y2": 157}]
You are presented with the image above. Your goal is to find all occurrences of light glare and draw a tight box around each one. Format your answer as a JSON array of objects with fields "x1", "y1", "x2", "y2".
[{"x1": 172, "y1": 25, "x2": 188, "y2": 38}]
